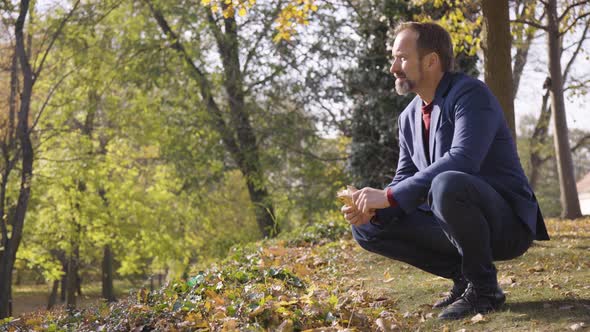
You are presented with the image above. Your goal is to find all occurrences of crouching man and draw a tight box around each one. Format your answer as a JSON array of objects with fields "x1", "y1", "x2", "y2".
[{"x1": 342, "y1": 22, "x2": 549, "y2": 320}]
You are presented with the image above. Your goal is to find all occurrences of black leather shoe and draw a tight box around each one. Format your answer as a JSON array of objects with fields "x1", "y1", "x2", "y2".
[
  {"x1": 438, "y1": 283, "x2": 506, "y2": 320},
  {"x1": 433, "y1": 278, "x2": 468, "y2": 308}
]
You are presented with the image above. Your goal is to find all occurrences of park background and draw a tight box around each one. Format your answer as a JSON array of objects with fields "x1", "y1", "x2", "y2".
[{"x1": 1, "y1": 0, "x2": 589, "y2": 330}]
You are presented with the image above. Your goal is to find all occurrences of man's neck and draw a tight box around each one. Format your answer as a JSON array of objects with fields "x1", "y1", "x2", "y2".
[{"x1": 417, "y1": 71, "x2": 445, "y2": 104}]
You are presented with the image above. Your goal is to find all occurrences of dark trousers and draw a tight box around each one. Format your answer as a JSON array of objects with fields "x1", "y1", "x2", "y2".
[{"x1": 352, "y1": 171, "x2": 533, "y2": 287}]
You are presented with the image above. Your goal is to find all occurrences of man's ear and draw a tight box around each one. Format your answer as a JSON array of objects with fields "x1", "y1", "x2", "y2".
[{"x1": 426, "y1": 52, "x2": 439, "y2": 71}]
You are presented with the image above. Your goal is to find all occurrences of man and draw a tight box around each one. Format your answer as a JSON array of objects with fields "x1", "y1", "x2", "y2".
[{"x1": 342, "y1": 22, "x2": 549, "y2": 320}]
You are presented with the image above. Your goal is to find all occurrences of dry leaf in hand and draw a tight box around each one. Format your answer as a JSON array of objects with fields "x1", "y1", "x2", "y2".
[{"x1": 337, "y1": 185, "x2": 358, "y2": 207}]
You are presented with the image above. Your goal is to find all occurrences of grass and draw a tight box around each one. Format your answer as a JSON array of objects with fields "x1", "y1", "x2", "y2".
[
  {"x1": 344, "y1": 218, "x2": 590, "y2": 331},
  {"x1": 11, "y1": 279, "x2": 136, "y2": 317}
]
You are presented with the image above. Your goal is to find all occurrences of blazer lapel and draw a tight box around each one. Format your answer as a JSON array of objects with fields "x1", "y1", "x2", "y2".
[
  {"x1": 414, "y1": 100, "x2": 428, "y2": 169},
  {"x1": 429, "y1": 102, "x2": 441, "y2": 163},
  {"x1": 428, "y1": 72, "x2": 454, "y2": 163}
]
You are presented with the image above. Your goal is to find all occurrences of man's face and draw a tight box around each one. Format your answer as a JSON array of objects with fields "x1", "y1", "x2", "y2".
[{"x1": 390, "y1": 29, "x2": 423, "y2": 95}]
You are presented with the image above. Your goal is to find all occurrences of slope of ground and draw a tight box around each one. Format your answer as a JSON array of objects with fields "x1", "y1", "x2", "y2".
[{"x1": 1, "y1": 218, "x2": 589, "y2": 331}]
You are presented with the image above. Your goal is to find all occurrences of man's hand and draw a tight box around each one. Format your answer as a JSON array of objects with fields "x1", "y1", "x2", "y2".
[
  {"x1": 352, "y1": 187, "x2": 390, "y2": 214},
  {"x1": 341, "y1": 205, "x2": 375, "y2": 226}
]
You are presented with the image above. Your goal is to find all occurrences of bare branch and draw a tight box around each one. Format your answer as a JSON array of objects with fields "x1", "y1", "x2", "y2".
[
  {"x1": 205, "y1": 8, "x2": 224, "y2": 55},
  {"x1": 242, "y1": 1, "x2": 284, "y2": 75},
  {"x1": 512, "y1": 12, "x2": 536, "y2": 97},
  {"x1": 29, "y1": 68, "x2": 76, "y2": 133},
  {"x1": 34, "y1": 0, "x2": 81, "y2": 80},
  {"x1": 318, "y1": 102, "x2": 350, "y2": 136},
  {"x1": 571, "y1": 134, "x2": 590, "y2": 153},
  {"x1": 564, "y1": 78, "x2": 590, "y2": 91},
  {"x1": 343, "y1": 0, "x2": 368, "y2": 29},
  {"x1": 510, "y1": 18, "x2": 548, "y2": 30},
  {"x1": 559, "y1": 12, "x2": 590, "y2": 36},
  {"x1": 562, "y1": 19, "x2": 589, "y2": 83},
  {"x1": 143, "y1": 0, "x2": 241, "y2": 159},
  {"x1": 558, "y1": 0, "x2": 589, "y2": 22},
  {"x1": 244, "y1": 65, "x2": 285, "y2": 94}
]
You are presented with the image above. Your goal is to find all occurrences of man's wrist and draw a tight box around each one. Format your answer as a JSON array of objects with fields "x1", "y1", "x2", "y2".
[{"x1": 386, "y1": 187, "x2": 397, "y2": 207}]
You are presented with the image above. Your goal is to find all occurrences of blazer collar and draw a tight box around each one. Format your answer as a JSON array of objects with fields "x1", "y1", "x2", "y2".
[{"x1": 434, "y1": 71, "x2": 454, "y2": 101}]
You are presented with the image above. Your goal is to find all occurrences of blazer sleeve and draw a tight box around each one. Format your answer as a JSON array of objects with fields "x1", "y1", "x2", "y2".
[
  {"x1": 391, "y1": 83, "x2": 502, "y2": 214},
  {"x1": 374, "y1": 115, "x2": 417, "y2": 222}
]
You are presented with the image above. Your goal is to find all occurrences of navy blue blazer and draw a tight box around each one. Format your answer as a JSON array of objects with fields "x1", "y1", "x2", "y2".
[{"x1": 376, "y1": 72, "x2": 549, "y2": 241}]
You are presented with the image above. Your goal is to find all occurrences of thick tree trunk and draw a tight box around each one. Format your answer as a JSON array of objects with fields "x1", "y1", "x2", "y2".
[
  {"x1": 216, "y1": 12, "x2": 277, "y2": 237},
  {"x1": 546, "y1": 0, "x2": 582, "y2": 219},
  {"x1": 101, "y1": 245, "x2": 116, "y2": 302},
  {"x1": 0, "y1": 257, "x2": 14, "y2": 318},
  {"x1": 481, "y1": 0, "x2": 516, "y2": 139}
]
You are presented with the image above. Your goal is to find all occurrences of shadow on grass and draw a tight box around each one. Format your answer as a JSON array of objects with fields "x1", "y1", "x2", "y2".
[{"x1": 504, "y1": 299, "x2": 590, "y2": 322}]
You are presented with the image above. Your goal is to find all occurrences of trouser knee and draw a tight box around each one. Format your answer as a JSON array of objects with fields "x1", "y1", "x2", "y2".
[
  {"x1": 429, "y1": 171, "x2": 474, "y2": 219},
  {"x1": 351, "y1": 224, "x2": 383, "y2": 253}
]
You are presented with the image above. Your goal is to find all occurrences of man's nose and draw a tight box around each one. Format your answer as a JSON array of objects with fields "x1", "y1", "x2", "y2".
[{"x1": 390, "y1": 59, "x2": 399, "y2": 74}]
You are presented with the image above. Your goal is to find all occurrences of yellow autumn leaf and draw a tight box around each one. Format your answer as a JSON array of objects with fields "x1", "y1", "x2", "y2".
[{"x1": 223, "y1": 7, "x2": 235, "y2": 18}]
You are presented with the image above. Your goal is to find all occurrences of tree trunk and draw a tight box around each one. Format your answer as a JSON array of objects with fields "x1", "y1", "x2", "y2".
[
  {"x1": 481, "y1": 0, "x2": 516, "y2": 139},
  {"x1": 76, "y1": 271, "x2": 82, "y2": 297},
  {"x1": 145, "y1": 1, "x2": 279, "y2": 237},
  {"x1": 47, "y1": 279, "x2": 59, "y2": 310},
  {"x1": 60, "y1": 262, "x2": 67, "y2": 302},
  {"x1": 0, "y1": 51, "x2": 18, "y2": 319},
  {"x1": 511, "y1": 0, "x2": 537, "y2": 97},
  {"x1": 65, "y1": 245, "x2": 79, "y2": 310},
  {"x1": 529, "y1": 89, "x2": 551, "y2": 190},
  {"x1": 0, "y1": 0, "x2": 34, "y2": 318},
  {"x1": 102, "y1": 245, "x2": 116, "y2": 302},
  {"x1": 546, "y1": 0, "x2": 582, "y2": 219},
  {"x1": 0, "y1": 257, "x2": 14, "y2": 318},
  {"x1": 215, "y1": 11, "x2": 277, "y2": 237}
]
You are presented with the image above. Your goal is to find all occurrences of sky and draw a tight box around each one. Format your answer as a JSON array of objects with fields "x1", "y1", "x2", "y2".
[
  {"x1": 510, "y1": 11, "x2": 590, "y2": 135},
  {"x1": 514, "y1": 55, "x2": 590, "y2": 134}
]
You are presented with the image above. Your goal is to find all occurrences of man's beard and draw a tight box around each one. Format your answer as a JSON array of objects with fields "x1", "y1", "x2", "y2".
[{"x1": 395, "y1": 78, "x2": 414, "y2": 95}]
